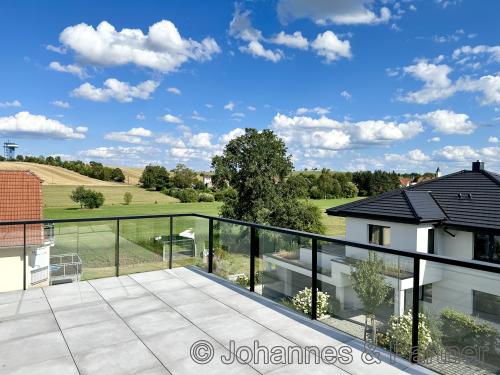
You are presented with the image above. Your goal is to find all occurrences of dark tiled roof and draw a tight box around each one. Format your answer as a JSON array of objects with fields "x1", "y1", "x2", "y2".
[
  {"x1": 0, "y1": 171, "x2": 43, "y2": 247},
  {"x1": 327, "y1": 168, "x2": 500, "y2": 231}
]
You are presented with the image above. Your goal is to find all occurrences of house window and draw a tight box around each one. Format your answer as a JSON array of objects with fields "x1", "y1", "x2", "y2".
[
  {"x1": 421, "y1": 284, "x2": 432, "y2": 303},
  {"x1": 427, "y1": 229, "x2": 435, "y2": 254},
  {"x1": 473, "y1": 290, "x2": 500, "y2": 324},
  {"x1": 474, "y1": 233, "x2": 500, "y2": 264},
  {"x1": 368, "y1": 225, "x2": 391, "y2": 246}
]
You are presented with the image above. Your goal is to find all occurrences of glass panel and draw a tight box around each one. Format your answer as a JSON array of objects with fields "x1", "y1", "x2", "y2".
[
  {"x1": 256, "y1": 230, "x2": 312, "y2": 317},
  {"x1": 417, "y1": 261, "x2": 500, "y2": 374},
  {"x1": 317, "y1": 239, "x2": 414, "y2": 357},
  {"x1": 51, "y1": 220, "x2": 116, "y2": 282},
  {"x1": 171, "y1": 216, "x2": 208, "y2": 270},
  {"x1": 118, "y1": 218, "x2": 170, "y2": 275},
  {"x1": 212, "y1": 221, "x2": 251, "y2": 288}
]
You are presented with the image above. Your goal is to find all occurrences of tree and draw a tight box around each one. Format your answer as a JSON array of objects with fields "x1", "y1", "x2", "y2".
[
  {"x1": 171, "y1": 164, "x2": 197, "y2": 189},
  {"x1": 110, "y1": 168, "x2": 125, "y2": 182},
  {"x1": 350, "y1": 252, "x2": 391, "y2": 344},
  {"x1": 124, "y1": 192, "x2": 133, "y2": 205},
  {"x1": 70, "y1": 186, "x2": 87, "y2": 208},
  {"x1": 139, "y1": 165, "x2": 170, "y2": 191},
  {"x1": 284, "y1": 174, "x2": 309, "y2": 199},
  {"x1": 212, "y1": 128, "x2": 324, "y2": 233},
  {"x1": 80, "y1": 190, "x2": 105, "y2": 209},
  {"x1": 343, "y1": 181, "x2": 359, "y2": 198},
  {"x1": 316, "y1": 169, "x2": 342, "y2": 199}
]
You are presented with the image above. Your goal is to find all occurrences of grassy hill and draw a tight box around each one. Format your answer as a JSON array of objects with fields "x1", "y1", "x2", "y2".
[
  {"x1": 114, "y1": 166, "x2": 144, "y2": 185},
  {"x1": 0, "y1": 161, "x2": 123, "y2": 186}
]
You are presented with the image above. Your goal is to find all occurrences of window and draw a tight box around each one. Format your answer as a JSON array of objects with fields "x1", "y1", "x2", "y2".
[
  {"x1": 368, "y1": 225, "x2": 391, "y2": 246},
  {"x1": 474, "y1": 233, "x2": 500, "y2": 264},
  {"x1": 473, "y1": 290, "x2": 500, "y2": 324},
  {"x1": 420, "y1": 284, "x2": 432, "y2": 303},
  {"x1": 427, "y1": 229, "x2": 435, "y2": 254}
]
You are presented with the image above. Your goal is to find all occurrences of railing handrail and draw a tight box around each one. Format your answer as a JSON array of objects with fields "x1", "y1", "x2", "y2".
[{"x1": 1, "y1": 213, "x2": 499, "y2": 274}]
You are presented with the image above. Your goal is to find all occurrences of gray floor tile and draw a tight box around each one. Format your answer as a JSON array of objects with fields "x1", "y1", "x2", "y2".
[
  {"x1": 0, "y1": 312, "x2": 59, "y2": 343},
  {"x1": 108, "y1": 295, "x2": 166, "y2": 318},
  {"x1": 53, "y1": 301, "x2": 117, "y2": 330},
  {"x1": 126, "y1": 308, "x2": 191, "y2": 338},
  {"x1": 0, "y1": 297, "x2": 51, "y2": 321},
  {"x1": 0, "y1": 355, "x2": 79, "y2": 375},
  {"x1": 0, "y1": 288, "x2": 45, "y2": 306}
]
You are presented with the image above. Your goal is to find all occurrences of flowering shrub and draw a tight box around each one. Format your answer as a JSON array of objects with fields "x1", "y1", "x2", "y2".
[
  {"x1": 291, "y1": 287, "x2": 330, "y2": 318},
  {"x1": 386, "y1": 310, "x2": 434, "y2": 359}
]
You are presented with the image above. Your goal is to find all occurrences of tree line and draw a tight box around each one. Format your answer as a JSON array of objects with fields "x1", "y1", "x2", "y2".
[{"x1": 2, "y1": 154, "x2": 126, "y2": 183}]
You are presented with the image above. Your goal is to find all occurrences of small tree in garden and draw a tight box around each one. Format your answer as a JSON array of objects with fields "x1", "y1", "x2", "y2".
[
  {"x1": 124, "y1": 192, "x2": 133, "y2": 205},
  {"x1": 70, "y1": 186, "x2": 86, "y2": 208},
  {"x1": 350, "y1": 252, "x2": 391, "y2": 344},
  {"x1": 292, "y1": 287, "x2": 330, "y2": 318}
]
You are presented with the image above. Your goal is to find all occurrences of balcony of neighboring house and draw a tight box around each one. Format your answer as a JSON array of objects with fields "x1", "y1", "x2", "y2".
[{"x1": 0, "y1": 214, "x2": 499, "y2": 375}]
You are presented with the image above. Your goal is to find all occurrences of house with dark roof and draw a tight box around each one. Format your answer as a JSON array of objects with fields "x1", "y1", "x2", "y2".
[
  {"x1": 0, "y1": 170, "x2": 54, "y2": 292},
  {"x1": 326, "y1": 161, "x2": 500, "y2": 326}
]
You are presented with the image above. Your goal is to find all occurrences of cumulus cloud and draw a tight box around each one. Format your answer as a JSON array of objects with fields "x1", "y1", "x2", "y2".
[
  {"x1": 269, "y1": 31, "x2": 308, "y2": 49},
  {"x1": 277, "y1": 0, "x2": 392, "y2": 25},
  {"x1": 247, "y1": 106, "x2": 256, "y2": 111},
  {"x1": 417, "y1": 109, "x2": 476, "y2": 134},
  {"x1": 51, "y1": 100, "x2": 70, "y2": 108},
  {"x1": 161, "y1": 114, "x2": 182, "y2": 124},
  {"x1": 220, "y1": 128, "x2": 245, "y2": 143},
  {"x1": 224, "y1": 101, "x2": 235, "y2": 111},
  {"x1": 340, "y1": 90, "x2": 352, "y2": 100},
  {"x1": 239, "y1": 41, "x2": 284, "y2": 62},
  {"x1": 79, "y1": 146, "x2": 158, "y2": 160},
  {"x1": 0, "y1": 100, "x2": 21, "y2": 108},
  {"x1": 49, "y1": 61, "x2": 87, "y2": 79},
  {"x1": 104, "y1": 127, "x2": 153, "y2": 144},
  {"x1": 46, "y1": 44, "x2": 67, "y2": 54},
  {"x1": 190, "y1": 111, "x2": 207, "y2": 121},
  {"x1": 58, "y1": 20, "x2": 220, "y2": 73},
  {"x1": 72, "y1": 79, "x2": 159, "y2": 103},
  {"x1": 428, "y1": 136, "x2": 441, "y2": 143},
  {"x1": 433, "y1": 145, "x2": 479, "y2": 162},
  {"x1": 270, "y1": 113, "x2": 423, "y2": 156},
  {"x1": 136, "y1": 112, "x2": 146, "y2": 120},
  {"x1": 296, "y1": 107, "x2": 329, "y2": 115},
  {"x1": 397, "y1": 60, "x2": 500, "y2": 105},
  {"x1": 167, "y1": 87, "x2": 181, "y2": 95},
  {"x1": 0, "y1": 111, "x2": 86, "y2": 139},
  {"x1": 488, "y1": 136, "x2": 499, "y2": 143},
  {"x1": 452, "y1": 45, "x2": 500, "y2": 64},
  {"x1": 311, "y1": 31, "x2": 352, "y2": 62},
  {"x1": 385, "y1": 149, "x2": 430, "y2": 163}
]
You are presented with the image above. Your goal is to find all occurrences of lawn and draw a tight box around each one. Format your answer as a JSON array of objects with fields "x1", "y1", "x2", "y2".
[{"x1": 43, "y1": 185, "x2": 178, "y2": 207}]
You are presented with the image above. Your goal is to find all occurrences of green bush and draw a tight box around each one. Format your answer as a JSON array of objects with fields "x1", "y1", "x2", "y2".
[
  {"x1": 198, "y1": 192, "x2": 215, "y2": 202},
  {"x1": 292, "y1": 287, "x2": 330, "y2": 318},
  {"x1": 123, "y1": 192, "x2": 133, "y2": 205},
  {"x1": 214, "y1": 188, "x2": 237, "y2": 202},
  {"x1": 80, "y1": 190, "x2": 105, "y2": 209},
  {"x1": 176, "y1": 189, "x2": 199, "y2": 203},
  {"x1": 441, "y1": 308, "x2": 499, "y2": 356}
]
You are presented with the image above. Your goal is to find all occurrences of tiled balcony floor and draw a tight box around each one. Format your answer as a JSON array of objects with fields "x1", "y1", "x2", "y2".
[{"x1": 0, "y1": 268, "x2": 434, "y2": 375}]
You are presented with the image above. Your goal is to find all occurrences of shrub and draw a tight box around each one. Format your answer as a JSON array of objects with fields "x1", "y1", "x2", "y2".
[
  {"x1": 440, "y1": 308, "x2": 499, "y2": 356},
  {"x1": 70, "y1": 186, "x2": 86, "y2": 208},
  {"x1": 124, "y1": 192, "x2": 133, "y2": 205},
  {"x1": 198, "y1": 192, "x2": 215, "y2": 202},
  {"x1": 291, "y1": 287, "x2": 330, "y2": 318},
  {"x1": 176, "y1": 189, "x2": 199, "y2": 203},
  {"x1": 386, "y1": 310, "x2": 436, "y2": 359},
  {"x1": 214, "y1": 188, "x2": 237, "y2": 202},
  {"x1": 80, "y1": 190, "x2": 105, "y2": 209}
]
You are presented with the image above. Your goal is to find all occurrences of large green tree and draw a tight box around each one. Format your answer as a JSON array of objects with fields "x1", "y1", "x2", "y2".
[
  {"x1": 171, "y1": 164, "x2": 198, "y2": 189},
  {"x1": 139, "y1": 165, "x2": 170, "y2": 191},
  {"x1": 212, "y1": 128, "x2": 324, "y2": 233}
]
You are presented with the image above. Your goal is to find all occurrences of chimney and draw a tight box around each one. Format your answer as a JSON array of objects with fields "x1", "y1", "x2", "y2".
[
  {"x1": 435, "y1": 166, "x2": 442, "y2": 178},
  {"x1": 472, "y1": 160, "x2": 484, "y2": 172}
]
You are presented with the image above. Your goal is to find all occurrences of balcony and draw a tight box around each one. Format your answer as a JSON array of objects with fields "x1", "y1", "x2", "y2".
[{"x1": 0, "y1": 214, "x2": 499, "y2": 375}]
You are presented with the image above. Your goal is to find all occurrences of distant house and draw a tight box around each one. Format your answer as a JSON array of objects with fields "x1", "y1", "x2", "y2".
[
  {"x1": 399, "y1": 177, "x2": 412, "y2": 187},
  {"x1": 0, "y1": 171, "x2": 53, "y2": 292},
  {"x1": 201, "y1": 172, "x2": 213, "y2": 188}
]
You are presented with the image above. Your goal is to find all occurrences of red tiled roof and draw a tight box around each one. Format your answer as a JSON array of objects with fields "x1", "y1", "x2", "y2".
[{"x1": 0, "y1": 171, "x2": 43, "y2": 247}]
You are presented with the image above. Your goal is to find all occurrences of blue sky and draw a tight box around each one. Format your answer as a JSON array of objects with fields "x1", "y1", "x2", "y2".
[{"x1": 0, "y1": 0, "x2": 499, "y2": 173}]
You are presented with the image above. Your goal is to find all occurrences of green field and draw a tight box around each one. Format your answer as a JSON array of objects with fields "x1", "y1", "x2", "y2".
[{"x1": 43, "y1": 185, "x2": 178, "y2": 207}]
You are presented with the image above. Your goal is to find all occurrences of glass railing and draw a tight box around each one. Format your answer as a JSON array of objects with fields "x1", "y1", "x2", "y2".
[{"x1": 0, "y1": 213, "x2": 499, "y2": 374}]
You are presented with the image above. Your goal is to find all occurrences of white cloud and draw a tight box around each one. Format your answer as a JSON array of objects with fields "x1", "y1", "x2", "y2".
[
  {"x1": 205, "y1": 103, "x2": 213, "y2": 109},
  {"x1": 0, "y1": 100, "x2": 21, "y2": 108},
  {"x1": 398, "y1": 60, "x2": 500, "y2": 105},
  {"x1": 220, "y1": 128, "x2": 245, "y2": 143},
  {"x1": 385, "y1": 149, "x2": 430, "y2": 163},
  {"x1": 136, "y1": 112, "x2": 146, "y2": 120},
  {"x1": 49, "y1": 61, "x2": 87, "y2": 79},
  {"x1": 452, "y1": 45, "x2": 500, "y2": 64},
  {"x1": 340, "y1": 90, "x2": 352, "y2": 100},
  {"x1": 224, "y1": 101, "x2": 235, "y2": 111},
  {"x1": 417, "y1": 109, "x2": 476, "y2": 135},
  {"x1": 51, "y1": 100, "x2": 70, "y2": 108},
  {"x1": 72, "y1": 78, "x2": 159, "y2": 103},
  {"x1": 247, "y1": 106, "x2": 256, "y2": 111},
  {"x1": 296, "y1": 107, "x2": 330, "y2": 115},
  {"x1": 167, "y1": 87, "x2": 181, "y2": 95},
  {"x1": 428, "y1": 136, "x2": 441, "y2": 142},
  {"x1": 76, "y1": 126, "x2": 88, "y2": 133},
  {"x1": 190, "y1": 132, "x2": 213, "y2": 148},
  {"x1": 239, "y1": 41, "x2": 284, "y2": 63},
  {"x1": 161, "y1": 114, "x2": 182, "y2": 124},
  {"x1": 311, "y1": 31, "x2": 352, "y2": 62},
  {"x1": 104, "y1": 127, "x2": 152, "y2": 144},
  {"x1": 231, "y1": 112, "x2": 245, "y2": 118},
  {"x1": 433, "y1": 145, "x2": 479, "y2": 162},
  {"x1": 58, "y1": 20, "x2": 220, "y2": 73},
  {"x1": 190, "y1": 111, "x2": 207, "y2": 121},
  {"x1": 277, "y1": 0, "x2": 392, "y2": 25},
  {"x1": 46, "y1": 44, "x2": 66, "y2": 54},
  {"x1": 79, "y1": 146, "x2": 158, "y2": 160},
  {"x1": 0, "y1": 111, "x2": 86, "y2": 139},
  {"x1": 488, "y1": 136, "x2": 499, "y2": 143},
  {"x1": 269, "y1": 31, "x2": 308, "y2": 49}
]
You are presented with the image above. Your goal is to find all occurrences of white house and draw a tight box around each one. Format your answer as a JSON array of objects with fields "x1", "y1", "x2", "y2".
[{"x1": 262, "y1": 161, "x2": 500, "y2": 329}]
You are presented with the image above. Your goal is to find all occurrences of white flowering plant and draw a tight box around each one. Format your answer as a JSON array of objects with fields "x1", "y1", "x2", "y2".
[{"x1": 291, "y1": 287, "x2": 330, "y2": 318}]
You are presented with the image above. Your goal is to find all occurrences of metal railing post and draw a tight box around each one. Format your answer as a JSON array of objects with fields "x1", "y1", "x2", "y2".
[
  {"x1": 311, "y1": 238, "x2": 318, "y2": 320},
  {"x1": 411, "y1": 257, "x2": 421, "y2": 363},
  {"x1": 249, "y1": 226, "x2": 257, "y2": 292},
  {"x1": 208, "y1": 218, "x2": 214, "y2": 273},
  {"x1": 169, "y1": 216, "x2": 173, "y2": 269},
  {"x1": 23, "y1": 224, "x2": 27, "y2": 290},
  {"x1": 115, "y1": 220, "x2": 120, "y2": 277}
]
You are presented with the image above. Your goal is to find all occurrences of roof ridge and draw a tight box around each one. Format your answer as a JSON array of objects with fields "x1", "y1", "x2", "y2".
[
  {"x1": 480, "y1": 169, "x2": 500, "y2": 188},
  {"x1": 401, "y1": 190, "x2": 419, "y2": 220},
  {"x1": 404, "y1": 169, "x2": 467, "y2": 191},
  {"x1": 326, "y1": 188, "x2": 403, "y2": 212}
]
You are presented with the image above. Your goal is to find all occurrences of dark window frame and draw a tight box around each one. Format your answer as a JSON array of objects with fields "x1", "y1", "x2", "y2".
[
  {"x1": 474, "y1": 232, "x2": 500, "y2": 264},
  {"x1": 427, "y1": 228, "x2": 435, "y2": 254},
  {"x1": 368, "y1": 224, "x2": 391, "y2": 246},
  {"x1": 472, "y1": 290, "x2": 500, "y2": 324}
]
